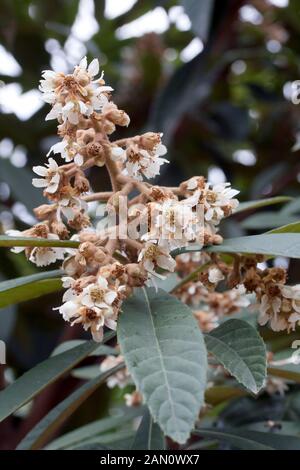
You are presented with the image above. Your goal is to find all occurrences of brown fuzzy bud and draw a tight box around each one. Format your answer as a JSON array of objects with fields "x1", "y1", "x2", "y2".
[
  {"x1": 105, "y1": 104, "x2": 130, "y2": 127},
  {"x1": 69, "y1": 212, "x2": 91, "y2": 230},
  {"x1": 103, "y1": 120, "x2": 116, "y2": 135},
  {"x1": 79, "y1": 231, "x2": 100, "y2": 244},
  {"x1": 139, "y1": 132, "x2": 161, "y2": 150},
  {"x1": 94, "y1": 248, "x2": 107, "y2": 263},
  {"x1": 34, "y1": 204, "x2": 56, "y2": 220},
  {"x1": 51, "y1": 220, "x2": 69, "y2": 239},
  {"x1": 126, "y1": 263, "x2": 147, "y2": 287},
  {"x1": 74, "y1": 173, "x2": 90, "y2": 193},
  {"x1": 79, "y1": 241, "x2": 96, "y2": 258},
  {"x1": 86, "y1": 142, "x2": 103, "y2": 158},
  {"x1": 31, "y1": 223, "x2": 49, "y2": 238}
]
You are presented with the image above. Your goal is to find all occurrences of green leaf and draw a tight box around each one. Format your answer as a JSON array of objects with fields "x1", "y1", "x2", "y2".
[
  {"x1": 0, "y1": 270, "x2": 63, "y2": 308},
  {"x1": 52, "y1": 340, "x2": 116, "y2": 357},
  {"x1": 207, "y1": 234, "x2": 300, "y2": 258},
  {"x1": 235, "y1": 196, "x2": 292, "y2": 214},
  {"x1": 17, "y1": 361, "x2": 124, "y2": 450},
  {"x1": 241, "y1": 213, "x2": 297, "y2": 230},
  {"x1": 193, "y1": 428, "x2": 300, "y2": 450},
  {"x1": 0, "y1": 235, "x2": 79, "y2": 248},
  {"x1": 118, "y1": 287, "x2": 207, "y2": 444},
  {"x1": 45, "y1": 406, "x2": 144, "y2": 450},
  {"x1": 131, "y1": 409, "x2": 165, "y2": 450},
  {"x1": 0, "y1": 334, "x2": 115, "y2": 423},
  {"x1": 68, "y1": 429, "x2": 135, "y2": 449},
  {"x1": 268, "y1": 221, "x2": 300, "y2": 234},
  {"x1": 181, "y1": 0, "x2": 214, "y2": 41},
  {"x1": 205, "y1": 319, "x2": 266, "y2": 393}
]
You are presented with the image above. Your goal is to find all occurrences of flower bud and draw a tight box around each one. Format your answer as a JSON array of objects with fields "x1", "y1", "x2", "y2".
[
  {"x1": 74, "y1": 173, "x2": 90, "y2": 193},
  {"x1": 140, "y1": 132, "x2": 161, "y2": 150},
  {"x1": 34, "y1": 204, "x2": 56, "y2": 220}
]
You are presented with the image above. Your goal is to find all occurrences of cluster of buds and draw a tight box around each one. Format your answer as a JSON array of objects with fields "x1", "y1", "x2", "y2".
[
  {"x1": 233, "y1": 257, "x2": 300, "y2": 332},
  {"x1": 7, "y1": 57, "x2": 241, "y2": 342},
  {"x1": 174, "y1": 252, "x2": 300, "y2": 333}
]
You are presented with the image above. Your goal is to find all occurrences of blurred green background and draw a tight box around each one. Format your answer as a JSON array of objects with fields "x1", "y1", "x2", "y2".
[{"x1": 1, "y1": 0, "x2": 300, "y2": 448}]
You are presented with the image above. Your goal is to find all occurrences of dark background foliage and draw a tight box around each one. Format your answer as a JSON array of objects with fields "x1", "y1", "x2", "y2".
[{"x1": 1, "y1": 0, "x2": 300, "y2": 449}]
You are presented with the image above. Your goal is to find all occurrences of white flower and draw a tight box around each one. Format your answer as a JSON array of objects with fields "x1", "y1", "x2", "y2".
[
  {"x1": 208, "y1": 267, "x2": 224, "y2": 284},
  {"x1": 40, "y1": 57, "x2": 113, "y2": 124},
  {"x1": 81, "y1": 276, "x2": 118, "y2": 311},
  {"x1": 144, "y1": 193, "x2": 201, "y2": 250},
  {"x1": 57, "y1": 292, "x2": 118, "y2": 342},
  {"x1": 47, "y1": 139, "x2": 84, "y2": 166},
  {"x1": 258, "y1": 292, "x2": 285, "y2": 331},
  {"x1": 204, "y1": 183, "x2": 239, "y2": 225},
  {"x1": 29, "y1": 233, "x2": 66, "y2": 266},
  {"x1": 6, "y1": 229, "x2": 66, "y2": 265},
  {"x1": 138, "y1": 242, "x2": 176, "y2": 277},
  {"x1": 32, "y1": 158, "x2": 60, "y2": 194},
  {"x1": 229, "y1": 284, "x2": 250, "y2": 308},
  {"x1": 282, "y1": 285, "x2": 300, "y2": 312},
  {"x1": 75, "y1": 56, "x2": 100, "y2": 79},
  {"x1": 122, "y1": 141, "x2": 168, "y2": 181},
  {"x1": 57, "y1": 196, "x2": 88, "y2": 223}
]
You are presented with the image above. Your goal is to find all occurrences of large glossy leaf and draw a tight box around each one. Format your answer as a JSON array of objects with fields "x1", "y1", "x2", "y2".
[
  {"x1": 205, "y1": 319, "x2": 266, "y2": 393},
  {"x1": 0, "y1": 235, "x2": 79, "y2": 248},
  {"x1": 235, "y1": 196, "x2": 292, "y2": 214},
  {"x1": 193, "y1": 428, "x2": 300, "y2": 450},
  {"x1": 0, "y1": 270, "x2": 63, "y2": 308},
  {"x1": 207, "y1": 234, "x2": 300, "y2": 258},
  {"x1": 131, "y1": 408, "x2": 165, "y2": 450},
  {"x1": 17, "y1": 361, "x2": 124, "y2": 450},
  {"x1": 118, "y1": 287, "x2": 207, "y2": 444},
  {"x1": 181, "y1": 0, "x2": 214, "y2": 41},
  {"x1": 0, "y1": 334, "x2": 115, "y2": 422},
  {"x1": 46, "y1": 406, "x2": 144, "y2": 450}
]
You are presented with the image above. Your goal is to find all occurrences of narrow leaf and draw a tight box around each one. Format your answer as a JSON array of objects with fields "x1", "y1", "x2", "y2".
[
  {"x1": 0, "y1": 334, "x2": 114, "y2": 422},
  {"x1": 268, "y1": 221, "x2": 300, "y2": 234},
  {"x1": 132, "y1": 409, "x2": 165, "y2": 450},
  {"x1": 181, "y1": 0, "x2": 214, "y2": 41},
  {"x1": 46, "y1": 406, "x2": 144, "y2": 450},
  {"x1": 193, "y1": 427, "x2": 300, "y2": 450},
  {"x1": 0, "y1": 235, "x2": 79, "y2": 248},
  {"x1": 235, "y1": 196, "x2": 292, "y2": 214},
  {"x1": 207, "y1": 234, "x2": 300, "y2": 258},
  {"x1": 118, "y1": 287, "x2": 207, "y2": 444},
  {"x1": 17, "y1": 362, "x2": 124, "y2": 450},
  {"x1": 241, "y1": 213, "x2": 297, "y2": 230},
  {"x1": 0, "y1": 270, "x2": 62, "y2": 308}
]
